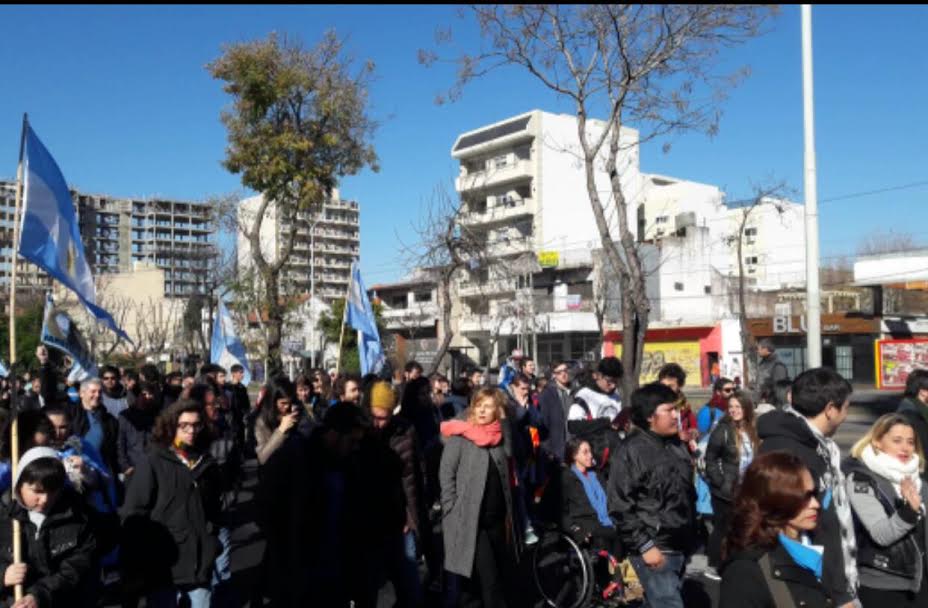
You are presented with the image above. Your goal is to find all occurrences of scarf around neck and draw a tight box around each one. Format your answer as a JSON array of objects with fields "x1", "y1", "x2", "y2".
[
  {"x1": 572, "y1": 464, "x2": 613, "y2": 528},
  {"x1": 441, "y1": 419, "x2": 502, "y2": 447},
  {"x1": 860, "y1": 444, "x2": 922, "y2": 498},
  {"x1": 783, "y1": 405, "x2": 858, "y2": 592},
  {"x1": 779, "y1": 532, "x2": 824, "y2": 579}
]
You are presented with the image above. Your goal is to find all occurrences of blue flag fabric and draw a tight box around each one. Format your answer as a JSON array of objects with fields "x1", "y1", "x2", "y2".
[
  {"x1": 345, "y1": 264, "x2": 384, "y2": 375},
  {"x1": 18, "y1": 123, "x2": 130, "y2": 342},
  {"x1": 211, "y1": 300, "x2": 252, "y2": 386},
  {"x1": 40, "y1": 294, "x2": 98, "y2": 380}
]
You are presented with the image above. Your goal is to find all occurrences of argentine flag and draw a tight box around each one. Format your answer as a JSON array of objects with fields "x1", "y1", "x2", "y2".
[
  {"x1": 346, "y1": 263, "x2": 384, "y2": 375},
  {"x1": 18, "y1": 122, "x2": 130, "y2": 342},
  {"x1": 211, "y1": 300, "x2": 252, "y2": 385}
]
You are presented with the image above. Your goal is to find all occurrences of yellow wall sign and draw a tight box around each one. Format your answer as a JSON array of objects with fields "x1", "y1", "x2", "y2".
[
  {"x1": 538, "y1": 251, "x2": 560, "y2": 268},
  {"x1": 613, "y1": 341, "x2": 701, "y2": 384}
]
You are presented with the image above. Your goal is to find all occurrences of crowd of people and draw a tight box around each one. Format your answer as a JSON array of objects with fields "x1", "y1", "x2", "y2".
[{"x1": 0, "y1": 343, "x2": 927, "y2": 608}]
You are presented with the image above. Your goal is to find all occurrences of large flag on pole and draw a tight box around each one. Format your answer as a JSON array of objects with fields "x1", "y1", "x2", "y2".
[
  {"x1": 345, "y1": 263, "x2": 384, "y2": 375},
  {"x1": 39, "y1": 294, "x2": 98, "y2": 382},
  {"x1": 211, "y1": 300, "x2": 252, "y2": 385},
  {"x1": 18, "y1": 122, "x2": 130, "y2": 342}
]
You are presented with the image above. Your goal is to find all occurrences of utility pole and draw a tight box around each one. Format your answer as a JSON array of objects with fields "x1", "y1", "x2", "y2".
[
  {"x1": 309, "y1": 217, "x2": 320, "y2": 368},
  {"x1": 802, "y1": 5, "x2": 822, "y2": 368}
]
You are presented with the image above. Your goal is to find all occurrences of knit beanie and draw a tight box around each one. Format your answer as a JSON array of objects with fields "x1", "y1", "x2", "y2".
[{"x1": 369, "y1": 381, "x2": 397, "y2": 412}]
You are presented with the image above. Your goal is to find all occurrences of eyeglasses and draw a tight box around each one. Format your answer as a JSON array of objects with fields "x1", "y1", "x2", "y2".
[{"x1": 178, "y1": 422, "x2": 203, "y2": 432}]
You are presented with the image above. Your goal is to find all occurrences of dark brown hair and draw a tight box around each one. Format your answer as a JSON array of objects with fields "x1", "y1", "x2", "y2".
[
  {"x1": 723, "y1": 451, "x2": 813, "y2": 560},
  {"x1": 152, "y1": 399, "x2": 209, "y2": 450},
  {"x1": 727, "y1": 390, "x2": 760, "y2": 459}
]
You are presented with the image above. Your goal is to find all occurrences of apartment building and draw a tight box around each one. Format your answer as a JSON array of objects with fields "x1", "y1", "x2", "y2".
[
  {"x1": 0, "y1": 181, "x2": 51, "y2": 300},
  {"x1": 0, "y1": 180, "x2": 215, "y2": 302},
  {"x1": 237, "y1": 191, "x2": 360, "y2": 305},
  {"x1": 450, "y1": 110, "x2": 642, "y2": 367}
]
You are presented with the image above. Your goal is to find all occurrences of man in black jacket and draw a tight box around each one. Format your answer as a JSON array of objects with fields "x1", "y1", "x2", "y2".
[
  {"x1": 897, "y1": 368, "x2": 928, "y2": 481},
  {"x1": 608, "y1": 382, "x2": 695, "y2": 608},
  {"x1": 757, "y1": 367, "x2": 857, "y2": 608},
  {"x1": 67, "y1": 378, "x2": 120, "y2": 484}
]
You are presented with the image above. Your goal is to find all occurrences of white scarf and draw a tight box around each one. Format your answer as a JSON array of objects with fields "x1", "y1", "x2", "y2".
[{"x1": 860, "y1": 444, "x2": 922, "y2": 498}]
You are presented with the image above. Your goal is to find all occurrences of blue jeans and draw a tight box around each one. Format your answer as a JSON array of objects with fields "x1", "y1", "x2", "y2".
[
  {"x1": 147, "y1": 586, "x2": 211, "y2": 608},
  {"x1": 212, "y1": 526, "x2": 232, "y2": 586},
  {"x1": 394, "y1": 530, "x2": 423, "y2": 606},
  {"x1": 629, "y1": 552, "x2": 686, "y2": 608}
]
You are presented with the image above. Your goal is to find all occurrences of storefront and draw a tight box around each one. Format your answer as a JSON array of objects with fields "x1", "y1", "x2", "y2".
[
  {"x1": 603, "y1": 324, "x2": 724, "y2": 387},
  {"x1": 747, "y1": 314, "x2": 880, "y2": 385}
]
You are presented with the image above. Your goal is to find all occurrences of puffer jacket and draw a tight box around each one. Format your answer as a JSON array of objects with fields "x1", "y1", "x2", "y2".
[
  {"x1": 721, "y1": 544, "x2": 834, "y2": 608},
  {"x1": 380, "y1": 416, "x2": 425, "y2": 533},
  {"x1": 120, "y1": 445, "x2": 222, "y2": 589},
  {"x1": 0, "y1": 488, "x2": 98, "y2": 608},
  {"x1": 607, "y1": 427, "x2": 696, "y2": 555},
  {"x1": 844, "y1": 457, "x2": 928, "y2": 593},
  {"x1": 705, "y1": 417, "x2": 741, "y2": 502}
]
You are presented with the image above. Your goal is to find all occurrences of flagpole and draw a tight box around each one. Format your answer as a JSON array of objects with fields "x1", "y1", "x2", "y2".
[
  {"x1": 335, "y1": 263, "x2": 354, "y2": 376},
  {"x1": 9, "y1": 113, "x2": 27, "y2": 602}
]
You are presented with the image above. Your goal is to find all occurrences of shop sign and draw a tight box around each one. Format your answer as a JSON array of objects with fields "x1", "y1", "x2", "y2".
[
  {"x1": 750, "y1": 314, "x2": 878, "y2": 337},
  {"x1": 875, "y1": 339, "x2": 928, "y2": 390},
  {"x1": 538, "y1": 251, "x2": 560, "y2": 268},
  {"x1": 773, "y1": 316, "x2": 842, "y2": 334}
]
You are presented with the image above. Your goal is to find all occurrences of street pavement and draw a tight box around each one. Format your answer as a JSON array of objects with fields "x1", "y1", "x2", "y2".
[{"x1": 132, "y1": 388, "x2": 904, "y2": 607}]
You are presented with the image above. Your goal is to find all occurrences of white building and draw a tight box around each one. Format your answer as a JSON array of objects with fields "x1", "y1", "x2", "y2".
[
  {"x1": 237, "y1": 190, "x2": 360, "y2": 305},
  {"x1": 450, "y1": 110, "x2": 644, "y2": 367}
]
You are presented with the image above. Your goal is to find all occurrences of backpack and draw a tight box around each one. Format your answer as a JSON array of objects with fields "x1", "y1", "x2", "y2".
[{"x1": 695, "y1": 408, "x2": 724, "y2": 477}]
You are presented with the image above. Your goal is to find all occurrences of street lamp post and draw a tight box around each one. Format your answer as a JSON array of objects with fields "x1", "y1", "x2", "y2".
[{"x1": 309, "y1": 217, "x2": 320, "y2": 369}]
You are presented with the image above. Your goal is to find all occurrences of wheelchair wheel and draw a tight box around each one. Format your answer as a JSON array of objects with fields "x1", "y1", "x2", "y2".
[{"x1": 532, "y1": 531, "x2": 594, "y2": 608}]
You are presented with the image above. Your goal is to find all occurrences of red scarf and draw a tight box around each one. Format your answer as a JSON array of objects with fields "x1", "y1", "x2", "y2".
[
  {"x1": 709, "y1": 393, "x2": 728, "y2": 412},
  {"x1": 441, "y1": 419, "x2": 502, "y2": 447}
]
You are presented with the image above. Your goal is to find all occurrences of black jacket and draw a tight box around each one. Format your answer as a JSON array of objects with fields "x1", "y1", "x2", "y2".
[
  {"x1": 67, "y1": 404, "x2": 120, "y2": 478},
  {"x1": 120, "y1": 445, "x2": 222, "y2": 589},
  {"x1": 37, "y1": 362, "x2": 59, "y2": 407},
  {"x1": 117, "y1": 407, "x2": 156, "y2": 473},
  {"x1": 607, "y1": 427, "x2": 696, "y2": 555},
  {"x1": 0, "y1": 489, "x2": 98, "y2": 608},
  {"x1": 379, "y1": 417, "x2": 425, "y2": 533},
  {"x1": 705, "y1": 417, "x2": 740, "y2": 502},
  {"x1": 506, "y1": 396, "x2": 545, "y2": 474},
  {"x1": 897, "y1": 397, "x2": 928, "y2": 481},
  {"x1": 561, "y1": 466, "x2": 608, "y2": 541},
  {"x1": 538, "y1": 382, "x2": 571, "y2": 465},
  {"x1": 757, "y1": 410, "x2": 855, "y2": 606},
  {"x1": 720, "y1": 545, "x2": 834, "y2": 608}
]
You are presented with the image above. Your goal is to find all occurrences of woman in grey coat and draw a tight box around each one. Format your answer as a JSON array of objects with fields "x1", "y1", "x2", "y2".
[
  {"x1": 439, "y1": 387, "x2": 521, "y2": 608},
  {"x1": 845, "y1": 413, "x2": 928, "y2": 607}
]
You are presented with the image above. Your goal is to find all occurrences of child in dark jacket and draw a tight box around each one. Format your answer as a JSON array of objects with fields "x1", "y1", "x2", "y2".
[{"x1": 0, "y1": 447, "x2": 98, "y2": 608}]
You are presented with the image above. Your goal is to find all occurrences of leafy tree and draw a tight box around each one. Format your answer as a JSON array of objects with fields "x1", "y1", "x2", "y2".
[
  {"x1": 208, "y1": 31, "x2": 378, "y2": 375},
  {"x1": 0, "y1": 297, "x2": 47, "y2": 373}
]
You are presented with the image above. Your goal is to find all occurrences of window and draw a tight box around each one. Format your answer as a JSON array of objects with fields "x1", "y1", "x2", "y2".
[
  {"x1": 674, "y1": 282, "x2": 684, "y2": 291},
  {"x1": 414, "y1": 291, "x2": 432, "y2": 303},
  {"x1": 492, "y1": 154, "x2": 509, "y2": 169},
  {"x1": 655, "y1": 216, "x2": 669, "y2": 224},
  {"x1": 744, "y1": 227, "x2": 757, "y2": 236},
  {"x1": 704, "y1": 285, "x2": 712, "y2": 295},
  {"x1": 745, "y1": 256, "x2": 758, "y2": 265}
]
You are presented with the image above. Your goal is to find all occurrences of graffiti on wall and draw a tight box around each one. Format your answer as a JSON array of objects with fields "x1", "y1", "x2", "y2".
[{"x1": 612, "y1": 341, "x2": 701, "y2": 384}]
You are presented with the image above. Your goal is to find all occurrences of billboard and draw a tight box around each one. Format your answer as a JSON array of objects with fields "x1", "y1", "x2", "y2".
[
  {"x1": 613, "y1": 340, "x2": 701, "y2": 384},
  {"x1": 875, "y1": 339, "x2": 928, "y2": 390}
]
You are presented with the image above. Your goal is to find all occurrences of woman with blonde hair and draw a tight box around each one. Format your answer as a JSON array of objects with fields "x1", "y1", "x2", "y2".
[
  {"x1": 439, "y1": 388, "x2": 520, "y2": 607},
  {"x1": 845, "y1": 413, "x2": 928, "y2": 607}
]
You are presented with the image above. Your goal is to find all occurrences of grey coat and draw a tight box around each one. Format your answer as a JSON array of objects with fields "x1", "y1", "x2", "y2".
[{"x1": 439, "y1": 426, "x2": 520, "y2": 577}]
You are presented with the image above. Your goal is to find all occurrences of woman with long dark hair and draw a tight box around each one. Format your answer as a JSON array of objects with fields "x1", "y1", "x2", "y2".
[
  {"x1": 254, "y1": 378, "x2": 301, "y2": 466},
  {"x1": 439, "y1": 388, "x2": 521, "y2": 608},
  {"x1": 845, "y1": 413, "x2": 928, "y2": 607},
  {"x1": 705, "y1": 390, "x2": 760, "y2": 576},
  {"x1": 720, "y1": 451, "x2": 831, "y2": 607},
  {"x1": 120, "y1": 399, "x2": 222, "y2": 608}
]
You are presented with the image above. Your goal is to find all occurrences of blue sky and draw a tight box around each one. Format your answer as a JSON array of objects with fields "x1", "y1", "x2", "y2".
[{"x1": 1, "y1": 5, "x2": 926, "y2": 285}]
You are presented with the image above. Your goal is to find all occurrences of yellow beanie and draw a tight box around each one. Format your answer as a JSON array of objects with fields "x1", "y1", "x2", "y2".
[{"x1": 369, "y1": 381, "x2": 397, "y2": 412}]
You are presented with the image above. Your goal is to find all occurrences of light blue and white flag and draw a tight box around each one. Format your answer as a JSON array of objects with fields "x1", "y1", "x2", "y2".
[
  {"x1": 18, "y1": 122, "x2": 130, "y2": 342},
  {"x1": 345, "y1": 263, "x2": 384, "y2": 375},
  {"x1": 0, "y1": 360, "x2": 8, "y2": 378},
  {"x1": 40, "y1": 294, "x2": 98, "y2": 380},
  {"x1": 211, "y1": 300, "x2": 252, "y2": 385}
]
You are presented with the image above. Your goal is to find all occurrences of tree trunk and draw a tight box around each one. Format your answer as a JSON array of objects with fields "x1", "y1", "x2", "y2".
[{"x1": 427, "y1": 272, "x2": 454, "y2": 377}]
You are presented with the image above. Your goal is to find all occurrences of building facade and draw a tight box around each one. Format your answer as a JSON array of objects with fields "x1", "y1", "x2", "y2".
[
  {"x1": 237, "y1": 191, "x2": 360, "y2": 305},
  {"x1": 0, "y1": 180, "x2": 216, "y2": 302}
]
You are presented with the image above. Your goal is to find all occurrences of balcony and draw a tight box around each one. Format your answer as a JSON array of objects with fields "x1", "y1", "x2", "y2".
[
  {"x1": 458, "y1": 276, "x2": 519, "y2": 298},
  {"x1": 456, "y1": 159, "x2": 532, "y2": 193},
  {"x1": 381, "y1": 304, "x2": 439, "y2": 330},
  {"x1": 486, "y1": 236, "x2": 533, "y2": 258},
  {"x1": 460, "y1": 199, "x2": 533, "y2": 227}
]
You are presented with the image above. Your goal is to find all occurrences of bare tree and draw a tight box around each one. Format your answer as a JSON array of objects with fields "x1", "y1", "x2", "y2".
[
  {"x1": 423, "y1": 4, "x2": 775, "y2": 396},
  {"x1": 857, "y1": 230, "x2": 919, "y2": 256},
  {"x1": 721, "y1": 182, "x2": 791, "y2": 386}
]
